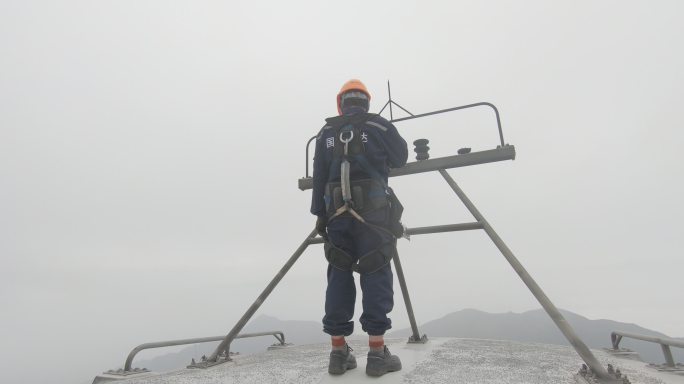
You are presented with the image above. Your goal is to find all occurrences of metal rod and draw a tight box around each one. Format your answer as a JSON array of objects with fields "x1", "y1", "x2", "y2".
[
  {"x1": 390, "y1": 102, "x2": 505, "y2": 147},
  {"x1": 662, "y1": 344, "x2": 676, "y2": 367},
  {"x1": 208, "y1": 229, "x2": 318, "y2": 362},
  {"x1": 611, "y1": 331, "x2": 684, "y2": 349},
  {"x1": 303, "y1": 101, "x2": 508, "y2": 180},
  {"x1": 305, "y1": 135, "x2": 316, "y2": 178},
  {"x1": 438, "y1": 169, "x2": 611, "y2": 380},
  {"x1": 273, "y1": 333, "x2": 284, "y2": 344},
  {"x1": 123, "y1": 331, "x2": 284, "y2": 371},
  {"x1": 307, "y1": 222, "x2": 484, "y2": 245},
  {"x1": 377, "y1": 100, "x2": 391, "y2": 116},
  {"x1": 388, "y1": 81, "x2": 393, "y2": 121},
  {"x1": 391, "y1": 100, "x2": 414, "y2": 117},
  {"x1": 611, "y1": 330, "x2": 683, "y2": 367},
  {"x1": 299, "y1": 146, "x2": 516, "y2": 191},
  {"x1": 406, "y1": 222, "x2": 483, "y2": 235},
  {"x1": 392, "y1": 253, "x2": 421, "y2": 342},
  {"x1": 611, "y1": 333, "x2": 623, "y2": 349}
]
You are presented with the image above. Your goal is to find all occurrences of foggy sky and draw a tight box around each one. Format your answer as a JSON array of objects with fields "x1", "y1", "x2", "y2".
[{"x1": 1, "y1": 1, "x2": 683, "y2": 384}]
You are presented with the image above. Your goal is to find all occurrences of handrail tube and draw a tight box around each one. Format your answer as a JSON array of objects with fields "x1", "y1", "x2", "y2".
[
  {"x1": 305, "y1": 135, "x2": 317, "y2": 179},
  {"x1": 207, "y1": 229, "x2": 319, "y2": 362},
  {"x1": 307, "y1": 222, "x2": 485, "y2": 245},
  {"x1": 123, "y1": 331, "x2": 285, "y2": 371},
  {"x1": 611, "y1": 331, "x2": 683, "y2": 367},
  {"x1": 611, "y1": 331, "x2": 684, "y2": 349},
  {"x1": 304, "y1": 102, "x2": 507, "y2": 178},
  {"x1": 390, "y1": 102, "x2": 505, "y2": 148},
  {"x1": 405, "y1": 222, "x2": 483, "y2": 235},
  {"x1": 438, "y1": 169, "x2": 612, "y2": 380}
]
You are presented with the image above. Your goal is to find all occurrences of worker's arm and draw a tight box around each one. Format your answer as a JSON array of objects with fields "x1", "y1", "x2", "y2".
[{"x1": 370, "y1": 115, "x2": 408, "y2": 169}]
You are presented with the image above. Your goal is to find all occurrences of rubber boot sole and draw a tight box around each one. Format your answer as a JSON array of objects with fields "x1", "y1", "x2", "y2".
[
  {"x1": 365, "y1": 358, "x2": 401, "y2": 377},
  {"x1": 328, "y1": 359, "x2": 357, "y2": 375}
]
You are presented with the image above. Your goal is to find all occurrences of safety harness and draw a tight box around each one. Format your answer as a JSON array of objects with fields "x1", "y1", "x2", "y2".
[{"x1": 322, "y1": 113, "x2": 405, "y2": 274}]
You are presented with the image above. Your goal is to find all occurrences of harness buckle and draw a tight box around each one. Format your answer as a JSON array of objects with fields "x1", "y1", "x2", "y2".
[{"x1": 339, "y1": 130, "x2": 354, "y2": 144}]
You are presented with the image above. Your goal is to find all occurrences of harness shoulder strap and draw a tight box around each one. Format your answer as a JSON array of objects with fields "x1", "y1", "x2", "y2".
[{"x1": 324, "y1": 112, "x2": 391, "y2": 193}]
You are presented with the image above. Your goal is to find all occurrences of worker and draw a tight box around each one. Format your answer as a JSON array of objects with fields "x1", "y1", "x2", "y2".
[{"x1": 311, "y1": 79, "x2": 408, "y2": 376}]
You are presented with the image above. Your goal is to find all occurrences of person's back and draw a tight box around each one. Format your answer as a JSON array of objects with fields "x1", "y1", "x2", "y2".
[{"x1": 310, "y1": 79, "x2": 408, "y2": 377}]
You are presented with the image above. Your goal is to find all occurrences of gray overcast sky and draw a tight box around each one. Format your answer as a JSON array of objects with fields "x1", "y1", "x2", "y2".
[{"x1": 1, "y1": 1, "x2": 683, "y2": 383}]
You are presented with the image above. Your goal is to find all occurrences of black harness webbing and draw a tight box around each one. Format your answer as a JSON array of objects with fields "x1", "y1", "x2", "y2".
[
  {"x1": 327, "y1": 119, "x2": 387, "y2": 220},
  {"x1": 322, "y1": 114, "x2": 404, "y2": 274}
]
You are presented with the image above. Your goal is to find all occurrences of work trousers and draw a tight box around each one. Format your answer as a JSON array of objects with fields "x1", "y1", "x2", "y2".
[{"x1": 322, "y1": 207, "x2": 395, "y2": 336}]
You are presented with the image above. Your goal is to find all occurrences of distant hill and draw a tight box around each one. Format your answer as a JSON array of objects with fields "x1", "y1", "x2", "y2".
[
  {"x1": 137, "y1": 309, "x2": 684, "y2": 372},
  {"x1": 390, "y1": 308, "x2": 684, "y2": 364}
]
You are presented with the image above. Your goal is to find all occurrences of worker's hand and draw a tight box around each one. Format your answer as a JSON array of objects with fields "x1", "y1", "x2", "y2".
[{"x1": 316, "y1": 216, "x2": 328, "y2": 239}]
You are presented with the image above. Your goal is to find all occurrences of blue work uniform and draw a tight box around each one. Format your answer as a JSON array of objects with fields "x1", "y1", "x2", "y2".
[{"x1": 311, "y1": 109, "x2": 408, "y2": 336}]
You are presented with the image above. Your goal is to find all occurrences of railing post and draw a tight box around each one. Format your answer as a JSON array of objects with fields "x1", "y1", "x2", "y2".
[
  {"x1": 392, "y1": 254, "x2": 426, "y2": 343},
  {"x1": 274, "y1": 332, "x2": 285, "y2": 345},
  {"x1": 662, "y1": 344, "x2": 676, "y2": 367},
  {"x1": 611, "y1": 332, "x2": 623, "y2": 349},
  {"x1": 610, "y1": 331, "x2": 684, "y2": 368},
  {"x1": 120, "y1": 331, "x2": 286, "y2": 372}
]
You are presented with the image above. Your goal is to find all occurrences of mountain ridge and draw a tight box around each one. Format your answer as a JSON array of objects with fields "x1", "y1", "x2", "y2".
[
  {"x1": 390, "y1": 308, "x2": 683, "y2": 364},
  {"x1": 136, "y1": 308, "x2": 683, "y2": 372}
]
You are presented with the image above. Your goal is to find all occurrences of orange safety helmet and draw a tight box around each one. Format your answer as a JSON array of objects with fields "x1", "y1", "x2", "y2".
[{"x1": 337, "y1": 79, "x2": 371, "y2": 115}]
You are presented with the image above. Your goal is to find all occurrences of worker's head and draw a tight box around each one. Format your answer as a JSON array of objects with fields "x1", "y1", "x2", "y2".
[{"x1": 337, "y1": 79, "x2": 371, "y2": 115}]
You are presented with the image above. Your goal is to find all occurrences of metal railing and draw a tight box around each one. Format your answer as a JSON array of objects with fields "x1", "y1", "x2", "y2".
[
  {"x1": 108, "y1": 97, "x2": 619, "y2": 382},
  {"x1": 303, "y1": 100, "x2": 506, "y2": 179},
  {"x1": 299, "y1": 146, "x2": 516, "y2": 190},
  {"x1": 207, "y1": 170, "x2": 617, "y2": 380},
  {"x1": 123, "y1": 330, "x2": 285, "y2": 371},
  {"x1": 217, "y1": 98, "x2": 614, "y2": 380},
  {"x1": 611, "y1": 331, "x2": 684, "y2": 367}
]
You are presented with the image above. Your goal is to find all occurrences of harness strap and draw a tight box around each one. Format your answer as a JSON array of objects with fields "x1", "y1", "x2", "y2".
[
  {"x1": 326, "y1": 115, "x2": 403, "y2": 238},
  {"x1": 329, "y1": 203, "x2": 366, "y2": 223},
  {"x1": 325, "y1": 239, "x2": 397, "y2": 274}
]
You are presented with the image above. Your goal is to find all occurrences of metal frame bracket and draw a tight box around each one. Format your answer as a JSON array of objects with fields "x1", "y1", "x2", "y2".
[
  {"x1": 92, "y1": 368, "x2": 151, "y2": 384},
  {"x1": 187, "y1": 352, "x2": 234, "y2": 369},
  {"x1": 575, "y1": 363, "x2": 631, "y2": 384},
  {"x1": 408, "y1": 334, "x2": 428, "y2": 344},
  {"x1": 611, "y1": 330, "x2": 683, "y2": 368}
]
